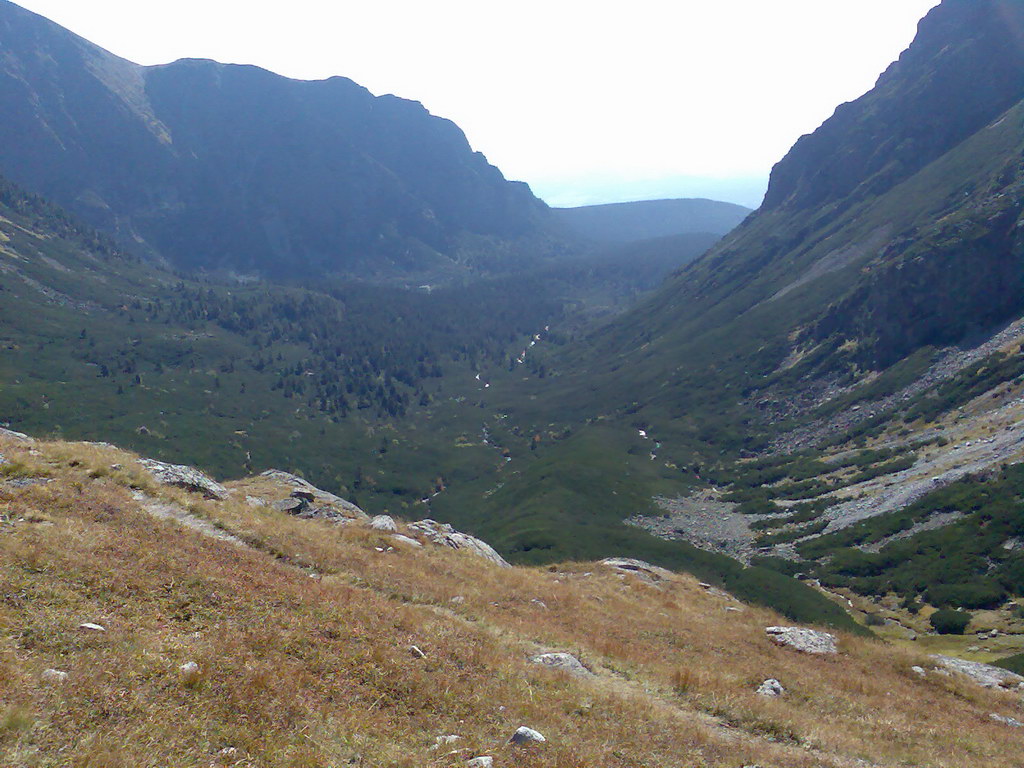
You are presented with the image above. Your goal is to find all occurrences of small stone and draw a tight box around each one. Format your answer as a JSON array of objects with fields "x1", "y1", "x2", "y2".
[
  {"x1": 756, "y1": 678, "x2": 785, "y2": 697},
  {"x1": 40, "y1": 668, "x2": 68, "y2": 684},
  {"x1": 509, "y1": 726, "x2": 546, "y2": 744},
  {"x1": 109, "y1": 463, "x2": 122, "y2": 471},
  {"x1": 391, "y1": 534, "x2": 423, "y2": 548},
  {"x1": 180, "y1": 661, "x2": 200, "y2": 676},
  {"x1": 450, "y1": 595, "x2": 466, "y2": 605},
  {"x1": 370, "y1": 514, "x2": 398, "y2": 532},
  {"x1": 466, "y1": 758, "x2": 493, "y2": 768},
  {"x1": 531, "y1": 652, "x2": 592, "y2": 677},
  {"x1": 409, "y1": 645, "x2": 427, "y2": 659},
  {"x1": 911, "y1": 666, "x2": 927, "y2": 678},
  {"x1": 431, "y1": 735, "x2": 461, "y2": 750},
  {"x1": 78, "y1": 622, "x2": 106, "y2": 632},
  {"x1": 991, "y1": 713, "x2": 1024, "y2": 728},
  {"x1": 218, "y1": 747, "x2": 238, "y2": 757}
]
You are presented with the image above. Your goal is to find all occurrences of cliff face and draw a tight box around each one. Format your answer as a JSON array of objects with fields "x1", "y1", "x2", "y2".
[{"x1": 0, "y1": 1, "x2": 552, "y2": 279}]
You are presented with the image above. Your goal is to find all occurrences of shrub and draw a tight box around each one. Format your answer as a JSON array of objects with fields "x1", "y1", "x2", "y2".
[{"x1": 929, "y1": 608, "x2": 971, "y2": 635}]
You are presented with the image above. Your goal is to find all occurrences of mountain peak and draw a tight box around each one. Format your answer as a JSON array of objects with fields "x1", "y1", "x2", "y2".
[{"x1": 762, "y1": 0, "x2": 1024, "y2": 213}]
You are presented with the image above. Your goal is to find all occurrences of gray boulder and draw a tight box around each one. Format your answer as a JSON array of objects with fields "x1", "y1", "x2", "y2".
[
  {"x1": 137, "y1": 459, "x2": 229, "y2": 500},
  {"x1": 931, "y1": 655, "x2": 1024, "y2": 689},
  {"x1": 407, "y1": 519, "x2": 511, "y2": 567},
  {"x1": 391, "y1": 534, "x2": 423, "y2": 548},
  {"x1": 370, "y1": 514, "x2": 398, "y2": 532},
  {"x1": 765, "y1": 626, "x2": 838, "y2": 655},
  {"x1": 259, "y1": 470, "x2": 368, "y2": 520},
  {"x1": 600, "y1": 557, "x2": 672, "y2": 583},
  {"x1": 0, "y1": 426, "x2": 31, "y2": 442},
  {"x1": 756, "y1": 678, "x2": 785, "y2": 697},
  {"x1": 466, "y1": 758, "x2": 493, "y2": 767},
  {"x1": 509, "y1": 726, "x2": 546, "y2": 744},
  {"x1": 531, "y1": 652, "x2": 592, "y2": 677}
]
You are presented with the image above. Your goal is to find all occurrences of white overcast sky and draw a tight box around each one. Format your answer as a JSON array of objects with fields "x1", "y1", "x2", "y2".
[{"x1": 13, "y1": 0, "x2": 940, "y2": 208}]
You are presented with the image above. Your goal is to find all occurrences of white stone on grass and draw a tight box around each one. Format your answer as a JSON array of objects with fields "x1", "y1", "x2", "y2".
[
  {"x1": 931, "y1": 655, "x2": 1024, "y2": 689},
  {"x1": 530, "y1": 652, "x2": 592, "y2": 677},
  {"x1": 370, "y1": 514, "x2": 398, "y2": 531},
  {"x1": 40, "y1": 668, "x2": 68, "y2": 684},
  {"x1": 756, "y1": 678, "x2": 785, "y2": 697},
  {"x1": 765, "y1": 626, "x2": 837, "y2": 655}
]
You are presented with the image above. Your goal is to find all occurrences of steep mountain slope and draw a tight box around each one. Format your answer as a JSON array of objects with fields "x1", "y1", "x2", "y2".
[
  {"x1": 4, "y1": 429, "x2": 1024, "y2": 767},
  {"x1": 0, "y1": 0, "x2": 557, "y2": 280},
  {"x1": 559, "y1": 0, "x2": 1024, "y2": 423},
  {"x1": 553, "y1": 198, "x2": 750, "y2": 242}
]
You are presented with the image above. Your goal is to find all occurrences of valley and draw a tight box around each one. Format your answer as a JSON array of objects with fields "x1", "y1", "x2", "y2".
[{"x1": 2, "y1": 1, "x2": 1024, "y2": 762}]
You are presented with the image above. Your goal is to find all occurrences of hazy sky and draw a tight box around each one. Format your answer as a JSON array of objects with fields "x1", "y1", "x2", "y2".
[{"x1": 13, "y1": 0, "x2": 940, "y2": 208}]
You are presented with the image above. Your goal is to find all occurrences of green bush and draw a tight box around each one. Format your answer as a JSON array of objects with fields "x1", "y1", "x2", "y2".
[{"x1": 929, "y1": 608, "x2": 971, "y2": 635}]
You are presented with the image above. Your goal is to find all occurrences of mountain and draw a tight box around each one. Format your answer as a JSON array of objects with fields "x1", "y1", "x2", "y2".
[
  {"x1": 553, "y1": 198, "x2": 751, "y2": 242},
  {"x1": 0, "y1": 0, "x2": 559, "y2": 280},
  {"x1": 459, "y1": 0, "x2": 1024, "y2": 624},
  {"x1": 572, "y1": 0, "x2": 1024, "y2": 411},
  {"x1": 3, "y1": 428, "x2": 1024, "y2": 767}
]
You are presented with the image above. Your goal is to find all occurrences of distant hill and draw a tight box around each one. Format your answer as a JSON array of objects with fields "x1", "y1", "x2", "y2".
[
  {"x1": 0, "y1": 0, "x2": 560, "y2": 280},
  {"x1": 553, "y1": 198, "x2": 750, "y2": 243}
]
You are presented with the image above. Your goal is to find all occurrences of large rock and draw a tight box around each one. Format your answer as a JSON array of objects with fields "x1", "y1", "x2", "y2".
[
  {"x1": 0, "y1": 426, "x2": 31, "y2": 442},
  {"x1": 137, "y1": 459, "x2": 229, "y2": 500},
  {"x1": 530, "y1": 652, "x2": 592, "y2": 677},
  {"x1": 407, "y1": 519, "x2": 511, "y2": 568},
  {"x1": 600, "y1": 557, "x2": 673, "y2": 583},
  {"x1": 931, "y1": 655, "x2": 1024, "y2": 689},
  {"x1": 765, "y1": 626, "x2": 838, "y2": 655},
  {"x1": 259, "y1": 470, "x2": 368, "y2": 520},
  {"x1": 756, "y1": 678, "x2": 786, "y2": 697},
  {"x1": 370, "y1": 514, "x2": 398, "y2": 532}
]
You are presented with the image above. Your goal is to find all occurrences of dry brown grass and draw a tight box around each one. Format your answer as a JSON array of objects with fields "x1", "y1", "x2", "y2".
[{"x1": 2, "y1": 433, "x2": 1023, "y2": 767}]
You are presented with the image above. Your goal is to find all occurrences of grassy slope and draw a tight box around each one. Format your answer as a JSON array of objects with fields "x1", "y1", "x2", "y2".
[{"x1": 2, "y1": 431, "x2": 1023, "y2": 767}]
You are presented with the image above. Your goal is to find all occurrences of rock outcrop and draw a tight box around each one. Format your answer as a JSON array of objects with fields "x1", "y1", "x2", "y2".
[
  {"x1": 258, "y1": 470, "x2": 368, "y2": 520},
  {"x1": 530, "y1": 652, "x2": 593, "y2": 677},
  {"x1": 931, "y1": 655, "x2": 1024, "y2": 689},
  {"x1": 407, "y1": 519, "x2": 511, "y2": 567},
  {"x1": 765, "y1": 626, "x2": 838, "y2": 655},
  {"x1": 137, "y1": 459, "x2": 229, "y2": 500},
  {"x1": 600, "y1": 557, "x2": 673, "y2": 583}
]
